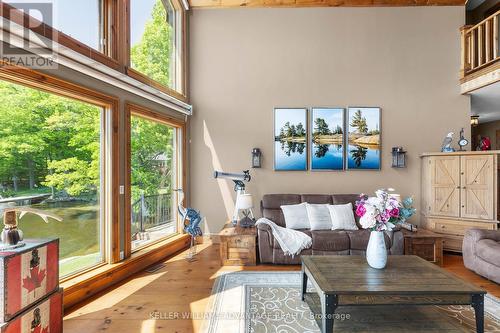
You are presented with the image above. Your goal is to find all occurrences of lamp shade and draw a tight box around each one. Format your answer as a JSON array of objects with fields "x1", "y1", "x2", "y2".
[{"x1": 236, "y1": 194, "x2": 254, "y2": 210}]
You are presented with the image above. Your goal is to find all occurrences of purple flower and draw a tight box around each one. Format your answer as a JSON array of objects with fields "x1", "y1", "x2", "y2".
[
  {"x1": 389, "y1": 208, "x2": 400, "y2": 218},
  {"x1": 355, "y1": 204, "x2": 366, "y2": 217}
]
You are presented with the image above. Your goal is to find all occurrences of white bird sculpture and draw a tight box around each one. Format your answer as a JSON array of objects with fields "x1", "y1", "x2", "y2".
[{"x1": 441, "y1": 132, "x2": 455, "y2": 152}]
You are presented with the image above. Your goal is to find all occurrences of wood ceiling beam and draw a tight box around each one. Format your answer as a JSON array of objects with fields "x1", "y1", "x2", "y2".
[{"x1": 189, "y1": 0, "x2": 466, "y2": 8}]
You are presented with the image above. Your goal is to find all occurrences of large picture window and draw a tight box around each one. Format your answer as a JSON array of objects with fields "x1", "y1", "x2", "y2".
[
  {"x1": 130, "y1": 0, "x2": 182, "y2": 91},
  {"x1": 0, "y1": 79, "x2": 106, "y2": 277},
  {"x1": 128, "y1": 108, "x2": 181, "y2": 251}
]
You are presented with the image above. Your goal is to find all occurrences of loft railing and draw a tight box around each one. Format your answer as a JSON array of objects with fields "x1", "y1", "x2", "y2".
[{"x1": 461, "y1": 9, "x2": 500, "y2": 79}]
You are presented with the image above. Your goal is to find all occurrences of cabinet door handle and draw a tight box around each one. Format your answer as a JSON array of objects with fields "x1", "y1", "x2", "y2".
[{"x1": 462, "y1": 186, "x2": 466, "y2": 189}]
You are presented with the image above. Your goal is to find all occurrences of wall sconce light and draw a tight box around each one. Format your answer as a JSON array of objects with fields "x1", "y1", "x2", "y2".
[
  {"x1": 392, "y1": 147, "x2": 407, "y2": 168},
  {"x1": 251, "y1": 148, "x2": 262, "y2": 168},
  {"x1": 471, "y1": 115, "x2": 479, "y2": 127}
]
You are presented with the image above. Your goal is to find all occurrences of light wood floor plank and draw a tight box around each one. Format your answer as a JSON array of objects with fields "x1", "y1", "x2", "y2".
[{"x1": 64, "y1": 243, "x2": 499, "y2": 333}]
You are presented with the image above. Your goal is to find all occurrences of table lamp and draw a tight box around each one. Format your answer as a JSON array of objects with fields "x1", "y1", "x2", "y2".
[{"x1": 235, "y1": 193, "x2": 255, "y2": 228}]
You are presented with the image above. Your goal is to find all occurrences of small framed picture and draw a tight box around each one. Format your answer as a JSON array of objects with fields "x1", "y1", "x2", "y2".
[
  {"x1": 274, "y1": 108, "x2": 308, "y2": 171},
  {"x1": 347, "y1": 107, "x2": 381, "y2": 170},
  {"x1": 311, "y1": 107, "x2": 345, "y2": 171}
]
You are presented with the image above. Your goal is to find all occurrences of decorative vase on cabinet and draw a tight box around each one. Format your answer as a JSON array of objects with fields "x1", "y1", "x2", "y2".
[{"x1": 366, "y1": 231, "x2": 387, "y2": 269}]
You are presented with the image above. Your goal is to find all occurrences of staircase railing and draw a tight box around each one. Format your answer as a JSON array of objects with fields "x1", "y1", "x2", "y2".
[{"x1": 461, "y1": 10, "x2": 500, "y2": 79}]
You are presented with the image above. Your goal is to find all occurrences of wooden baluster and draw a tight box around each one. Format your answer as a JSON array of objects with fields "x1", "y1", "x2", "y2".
[
  {"x1": 494, "y1": 15, "x2": 499, "y2": 59},
  {"x1": 478, "y1": 24, "x2": 484, "y2": 66},
  {"x1": 471, "y1": 28, "x2": 477, "y2": 69},
  {"x1": 485, "y1": 18, "x2": 491, "y2": 63}
]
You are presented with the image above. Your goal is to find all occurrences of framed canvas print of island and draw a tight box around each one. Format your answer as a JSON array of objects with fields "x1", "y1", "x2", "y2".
[
  {"x1": 311, "y1": 108, "x2": 345, "y2": 170},
  {"x1": 274, "y1": 108, "x2": 308, "y2": 171},
  {"x1": 347, "y1": 107, "x2": 381, "y2": 170}
]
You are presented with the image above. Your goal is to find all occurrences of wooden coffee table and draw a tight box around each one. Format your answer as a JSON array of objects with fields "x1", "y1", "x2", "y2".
[{"x1": 301, "y1": 255, "x2": 486, "y2": 333}]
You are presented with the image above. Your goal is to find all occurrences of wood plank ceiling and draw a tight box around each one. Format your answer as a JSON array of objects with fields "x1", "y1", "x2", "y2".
[{"x1": 189, "y1": 0, "x2": 467, "y2": 8}]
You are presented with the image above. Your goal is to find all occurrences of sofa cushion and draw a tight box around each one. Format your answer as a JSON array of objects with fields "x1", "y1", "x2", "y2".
[
  {"x1": 272, "y1": 230, "x2": 312, "y2": 249},
  {"x1": 328, "y1": 203, "x2": 358, "y2": 231},
  {"x1": 261, "y1": 194, "x2": 301, "y2": 227},
  {"x1": 311, "y1": 230, "x2": 350, "y2": 251},
  {"x1": 306, "y1": 204, "x2": 332, "y2": 230},
  {"x1": 301, "y1": 194, "x2": 333, "y2": 204},
  {"x1": 331, "y1": 194, "x2": 362, "y2": 228},
  {"x1": 281, "y1": 203, "x2": 309, "y2": 229},
  {"x1": 347, "y1": 229, "x2": 391, "y2": 250},
  {"x1": 476, "y1": 239, "x2": 500, "y2": 267}
]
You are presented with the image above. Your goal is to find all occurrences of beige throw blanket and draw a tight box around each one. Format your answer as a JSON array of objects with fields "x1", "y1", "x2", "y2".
[{"x1": 256, "y1": 218, "x2": 312, "y2": 257}]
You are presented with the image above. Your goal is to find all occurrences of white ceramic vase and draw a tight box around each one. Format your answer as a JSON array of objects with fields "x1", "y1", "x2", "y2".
[{"x1": 366, "y1": 231, "x2": 387, "y2": 269}]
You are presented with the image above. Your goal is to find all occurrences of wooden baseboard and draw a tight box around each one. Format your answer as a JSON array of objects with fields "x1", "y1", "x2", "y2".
[{"x1": 63, "y1": 234, "x2": 190, "y2": 311}]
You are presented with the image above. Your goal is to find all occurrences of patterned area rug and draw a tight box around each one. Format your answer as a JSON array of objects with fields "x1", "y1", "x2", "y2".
[{"x1": 200, "y1": 272, "x2": 500, "y2": 333}]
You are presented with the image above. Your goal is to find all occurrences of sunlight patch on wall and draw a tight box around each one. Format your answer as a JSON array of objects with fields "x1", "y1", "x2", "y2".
[{"x1": 203, "y1": 120, "x2": 234, "y2": 232}]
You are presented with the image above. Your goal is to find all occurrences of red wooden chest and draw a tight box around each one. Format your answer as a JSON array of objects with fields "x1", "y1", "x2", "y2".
[
  {"x1": 0, "y1": 239, "x2": 59, "y2": 323},
  {"x1": 0, "y1": 289, "x2": 62, "y2": 333}
]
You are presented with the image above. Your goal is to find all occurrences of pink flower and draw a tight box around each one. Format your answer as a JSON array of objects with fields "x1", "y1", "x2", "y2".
[
  {"x1": 389, "y1": 208, "x2": 400, "y2": 218},
  {"x1": 355, "y1": 204, "x2": 366, "y2": 217}
]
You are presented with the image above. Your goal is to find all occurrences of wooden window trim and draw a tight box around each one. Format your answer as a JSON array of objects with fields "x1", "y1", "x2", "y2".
[
  {"x1": 124, "y1": 102, "x2": 187, "y2": 258},
  {"x1": 126, "y1": 67, "x2": 187, "y2": 102},
  {"x1": 0, "y1": 63, "x2": 122, "y2": 270}
]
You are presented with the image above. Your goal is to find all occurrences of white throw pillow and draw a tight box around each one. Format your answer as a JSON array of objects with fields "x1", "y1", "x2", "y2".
[
  {"x1": 306, "y1": 204, "x2": 332, "y2": 230},
  {"x1": 328, "y1": 203, "x2": 359, "y2": 231},
  {"x1": 281, "y1": 203, "x2": 310, "y2": 229}
]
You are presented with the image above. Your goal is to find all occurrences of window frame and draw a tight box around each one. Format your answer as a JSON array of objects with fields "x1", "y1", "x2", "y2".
[
  {"x1": 0, "y1": 62, "x2": 121, "y2": 279},
  {"x1": 0, "y1": 0, "x2": 188, "y2": 100},
  {"x1": 124, "y1": 102, "x2": 186, "y2": 258},
  {"x1": 125, "y1": 0, "x2": 187, "y2": 99}
]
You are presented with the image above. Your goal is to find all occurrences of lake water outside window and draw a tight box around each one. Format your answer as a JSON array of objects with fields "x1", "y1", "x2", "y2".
[
  {"x1": 0, "y1": 80, "x2": 104, "y2": 277},
  {"x1": 5, "y1": 0, "x2": 104, "y2": 52},
  {"x1": 130, "y1": 114, "x2": 177, "y2": 251},
  {"x1": 130, "y1": 0, "x2": 178, "y2": 89}
]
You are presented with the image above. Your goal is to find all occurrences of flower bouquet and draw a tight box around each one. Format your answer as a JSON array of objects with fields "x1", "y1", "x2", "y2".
[
  {"x1": 355, "y1": 188, "x2": 416, "y2": 269},
  {"x1": 355, "y1": 188, "x2": 416, "y2": 231}
]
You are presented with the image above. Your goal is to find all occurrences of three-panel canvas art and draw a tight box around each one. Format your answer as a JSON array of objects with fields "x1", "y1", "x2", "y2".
[{"x1": 274, "y1": 107, "x2": 381, "y2": 171}]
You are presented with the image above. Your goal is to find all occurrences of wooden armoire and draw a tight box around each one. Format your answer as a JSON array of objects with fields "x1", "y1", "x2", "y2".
[{"x1": 421, "y1": 151, "x2": 500, "y2": 252}]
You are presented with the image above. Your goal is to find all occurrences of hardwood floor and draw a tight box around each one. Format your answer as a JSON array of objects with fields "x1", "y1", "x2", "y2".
[
  {"x1": 64, "y1": 243, "x2": 499, "y2": 333},
  {"x1": 442, "y1": 251, "x2": 500, "y2": 298}
]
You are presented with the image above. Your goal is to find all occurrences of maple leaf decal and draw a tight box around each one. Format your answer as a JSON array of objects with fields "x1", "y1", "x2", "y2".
[{"x1": 22, "y1": 266, "x2": 46, "y2": 292}]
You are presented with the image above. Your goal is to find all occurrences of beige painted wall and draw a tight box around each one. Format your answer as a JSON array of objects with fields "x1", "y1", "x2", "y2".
[{"x1": 189, "y1": 7, "x2": 470, "y2": 235}]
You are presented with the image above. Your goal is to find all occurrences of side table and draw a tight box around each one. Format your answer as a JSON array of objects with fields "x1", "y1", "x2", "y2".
[
  {"x1": 403, "y1": 229, "x2": 443, "y2": 266},
  {"x1": 218, "y1": 223, "x2": 257, "y2": 266}
]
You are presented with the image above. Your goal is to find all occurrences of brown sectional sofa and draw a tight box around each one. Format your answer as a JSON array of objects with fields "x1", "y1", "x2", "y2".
[
  {"x1": 463, "y1": 229, "x2": 500, "y2": 284},
  {"x1": 257, "y1": 194, "x2": 404, "y2": 264}
]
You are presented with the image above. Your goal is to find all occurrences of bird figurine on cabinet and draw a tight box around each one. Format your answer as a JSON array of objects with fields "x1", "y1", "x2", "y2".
[{"x1": 441, "y1": 132, "x2": 455, "y2": 152}]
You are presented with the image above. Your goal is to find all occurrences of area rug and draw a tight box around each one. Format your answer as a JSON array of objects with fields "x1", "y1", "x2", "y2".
[{"x1": 200, "y1": 271, "x2": 500, "y2": 333}]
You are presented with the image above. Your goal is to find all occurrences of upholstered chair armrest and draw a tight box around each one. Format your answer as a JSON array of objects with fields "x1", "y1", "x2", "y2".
[
  {"x1": 257, "y1": 223, "x2": 273, "y2": 247},
  {"x1": 465, "y1": 229, "x2": 500, "y2": 243}
]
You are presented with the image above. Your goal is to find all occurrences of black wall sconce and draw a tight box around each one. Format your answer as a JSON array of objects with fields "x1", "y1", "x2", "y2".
[
  {"x1": 392, "y1": 147, "x2": 407, "y2": 168},
  {"x1": 251, "y1": 148, "x2": 262, "y2": 168}
]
